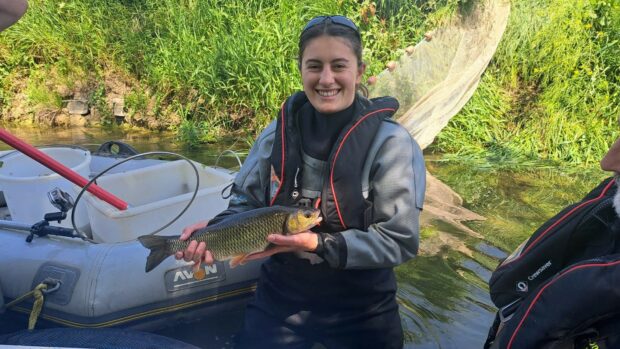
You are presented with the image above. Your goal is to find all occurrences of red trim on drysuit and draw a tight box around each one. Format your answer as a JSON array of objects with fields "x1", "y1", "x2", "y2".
[
  {"x1": 507, "y1": 259, "x2": 620, "y2": 349},
  {"x1": 270, "y1": 103, "x2": 286, "y2": 207},
  {"x1": 314, "y1": 198, "x2": 321, "y2": 209},
  {"x1": 329, "y1": 108, "x2": 396, "y2": 229}
]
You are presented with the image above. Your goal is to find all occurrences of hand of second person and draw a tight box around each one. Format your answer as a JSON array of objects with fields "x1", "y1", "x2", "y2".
[
  {"x1": 244, "y1": 231, "x2": 319, "y2": 261},
  {"x1": 174, "y1": 220, "x2": 215, "y2": 266}
]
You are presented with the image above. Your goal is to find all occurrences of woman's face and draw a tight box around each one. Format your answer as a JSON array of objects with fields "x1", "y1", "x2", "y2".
[{"x1": 300, "y1": 35, "x2": 365, "y2": 114}]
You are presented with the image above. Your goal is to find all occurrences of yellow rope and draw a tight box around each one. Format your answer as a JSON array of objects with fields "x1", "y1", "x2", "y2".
[{"x1": 4, "y1": 282, "x2": 48, "y2": 330}]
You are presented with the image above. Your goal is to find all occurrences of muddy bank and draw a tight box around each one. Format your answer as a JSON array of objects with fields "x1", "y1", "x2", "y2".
[{"x1": 1, "y1": 71, "x2": 179, "y2": 130}]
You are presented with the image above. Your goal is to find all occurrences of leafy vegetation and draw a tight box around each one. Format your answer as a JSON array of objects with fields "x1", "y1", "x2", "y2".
[
  {"x1": 0, "y1": 0, "x2": 449, "y2": 141},
  {"x1": 2, "y1": 0, "x2": 617, "y2": 166},
  {"x1": 434, "y1": 0, "x2": 620, "y2": 166}
]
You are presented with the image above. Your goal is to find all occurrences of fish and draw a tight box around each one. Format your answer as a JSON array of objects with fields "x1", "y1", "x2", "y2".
[{"x1": 138, "y1": 205, "x2": 321, "y2": 273}]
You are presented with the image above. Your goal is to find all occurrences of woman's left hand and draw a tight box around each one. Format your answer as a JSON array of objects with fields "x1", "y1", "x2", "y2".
[{"x1": 244, "y1": 231, "x2": 319, "y2": 261}]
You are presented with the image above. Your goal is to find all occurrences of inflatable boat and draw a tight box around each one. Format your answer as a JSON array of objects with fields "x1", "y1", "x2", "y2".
[{"x1": 0, "y1": 142, "x2": 261, "y2": 332}]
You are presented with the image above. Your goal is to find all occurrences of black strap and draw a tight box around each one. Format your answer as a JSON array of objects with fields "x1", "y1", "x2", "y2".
[{"x1": 483, "y1": 312, "x2": 501, "y2": 349}]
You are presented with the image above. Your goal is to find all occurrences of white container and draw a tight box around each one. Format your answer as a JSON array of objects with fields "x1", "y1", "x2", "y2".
[
  {"x1": 0, "y1": 147, "x2": 91, "y2": 228},
  {"x1": 82, "y1": 160, "x2": 233, "y2": 243}
]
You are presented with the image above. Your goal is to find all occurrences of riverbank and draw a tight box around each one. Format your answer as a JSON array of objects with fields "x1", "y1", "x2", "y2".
[
  {"x1": 1, "y1": 0, "x2": 618, "y2": 166},
  {"x1": 0, "y1": 0, "x2": 454, "y2": 136},
  {"x1": 434, "y1": 0, "x2": 620, "y2": 166}
]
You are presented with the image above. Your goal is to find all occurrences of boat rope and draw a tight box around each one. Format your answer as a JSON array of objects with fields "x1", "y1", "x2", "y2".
[{"x1": 4, "y1": 278, "x2": 60, "y2": 330}]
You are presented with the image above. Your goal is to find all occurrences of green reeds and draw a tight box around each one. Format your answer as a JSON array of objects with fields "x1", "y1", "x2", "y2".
[{"x1": 434, "y1": 0, "x2": 620, "y2": 166}]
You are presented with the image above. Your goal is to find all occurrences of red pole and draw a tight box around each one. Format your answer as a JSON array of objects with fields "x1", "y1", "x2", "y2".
[{"x1": 0, "y1": 128, "x2": 128, "y2": 210}]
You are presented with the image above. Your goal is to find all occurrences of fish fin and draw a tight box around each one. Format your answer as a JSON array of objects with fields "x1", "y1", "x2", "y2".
[
  {"x1": 229, "y1": 254, "x2": 250, "y2": 268},
  {"x1": 193, "y1": 263, "x2": 206, "y2": 280},
  {"x1": 245, "y1": 247, "x2": 287, "y2": 260},
  {"x1": 138, "y1": 235, "x2": 171, "y2": 273}
]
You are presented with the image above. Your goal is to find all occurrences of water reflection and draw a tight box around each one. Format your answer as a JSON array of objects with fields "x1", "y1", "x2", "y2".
[
  {"x1": 0, "y1": 125, "x2": 248, "y2": 170},
  {"x1": 475, "y1": 242, "x2": 507, "y2": 260},
  {"x1": 0, "y1": 125, "x2": 609, "y2": 348},
  {"x1": 416, "y1": 156, "x2": 607, "y2": 348},
  {"x1": 397, "y1": 221, "x2": 496, "y2": 349},
  {"x1": 397, "y1": 256, "x2": 496, "y2": 348}
]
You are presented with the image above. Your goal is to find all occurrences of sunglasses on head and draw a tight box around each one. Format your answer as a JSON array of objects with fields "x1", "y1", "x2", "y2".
[{"x1": 301, "y1": 15, "x2": 360, "y2": 37}]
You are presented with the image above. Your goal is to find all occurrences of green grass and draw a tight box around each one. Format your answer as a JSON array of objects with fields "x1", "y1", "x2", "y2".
[
  {"x1": 4, "y1": 0, "x2": 616, "y2": 167},
  {"x1": 433, "y1": 0, "x2": 620, "y2": 166},
  {"x1": 25, "y1": 71, "x2": 62, "y2": 109},
  {"x1": 0, "y1": 0, "x2": 451, "y2": 141}
]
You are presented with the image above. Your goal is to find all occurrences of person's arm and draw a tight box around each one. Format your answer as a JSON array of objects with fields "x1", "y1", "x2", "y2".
[
  {"x1": 0, "y1": 0, "x2": 27, "y2": 32},
  {"x1": 319, "y1": 121, "x2": 426, "y2": 269}
]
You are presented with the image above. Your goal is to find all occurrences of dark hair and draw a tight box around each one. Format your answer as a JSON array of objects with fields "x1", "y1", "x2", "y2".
[
  {"x1": 298, "y1": 19, "x2": 366, "y2": 95},
  {"x1": 298, "y1": 20, "x2": 363, "y2": 68}
]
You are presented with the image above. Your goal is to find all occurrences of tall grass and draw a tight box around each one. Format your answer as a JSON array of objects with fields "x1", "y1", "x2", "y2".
[
  {"x1": 0, "y1": 0, "x2": 444, "y2": 140},
  {"x1": 434, "y1": 0, "x2": 620, "y2": 166},
  {"x1": 3, "y1": 0, "x2": 616, "y2": 166}
]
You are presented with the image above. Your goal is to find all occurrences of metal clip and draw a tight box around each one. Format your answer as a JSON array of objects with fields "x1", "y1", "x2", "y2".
[
  {"x1": 293, "y1": 167, "x2": 300, "y2": 189},
  {"x1": 498, "y1": 298, "x2": 521, "y2": 323},
  {"x1": 291, "y1": 167, "x2": 302, "y2": 202},
  {"x1": 41, "y1": 278, "x2": 61, "y2": 295},
  {"x1": 296, "y1": 198, "x2": 311, "y2": 208},
  {"x1": 291, "y1": 190, "x2": 300, "y2": 200}
]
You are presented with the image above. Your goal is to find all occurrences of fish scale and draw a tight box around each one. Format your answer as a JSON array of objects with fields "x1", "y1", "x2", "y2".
[{"x1": 165, "y1": 212, "x2": 287, "y2": 259}]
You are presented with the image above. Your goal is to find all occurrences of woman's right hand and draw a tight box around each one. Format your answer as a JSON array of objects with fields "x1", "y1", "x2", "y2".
[{"x1": 174, "y1": 220, "x2": 216, "y2": 266}]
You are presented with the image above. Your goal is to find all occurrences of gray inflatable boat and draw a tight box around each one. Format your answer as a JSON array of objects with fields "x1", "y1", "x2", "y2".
[{"x1": 0, "y1": 143, "x2": 260, "y2": 332}]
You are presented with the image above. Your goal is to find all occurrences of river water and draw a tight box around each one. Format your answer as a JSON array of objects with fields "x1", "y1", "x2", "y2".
[{"x1": 0, "y1": 125, "x2": 609, "y2": 348}]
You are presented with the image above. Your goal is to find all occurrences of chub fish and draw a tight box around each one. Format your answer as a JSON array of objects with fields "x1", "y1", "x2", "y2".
[{"x1": 138, "y1": 206, "x2": 321, "y2": 272}]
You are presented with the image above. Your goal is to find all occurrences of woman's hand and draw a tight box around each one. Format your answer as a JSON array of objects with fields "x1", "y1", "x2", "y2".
[
  {"x1": 174, "y1": 220, "x2": 215, "y2": 267},
  {"x1": 244, "y1": 231, "x2": 319, "y2": 261}
]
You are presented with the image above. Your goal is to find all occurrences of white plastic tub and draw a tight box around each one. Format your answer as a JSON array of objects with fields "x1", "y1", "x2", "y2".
[
  {"x1": 0, "y1": 147, "x2": 91, "y2": 228},
  {"x1": 81, "y1": 160, "x2": 233, "y2": 243}
]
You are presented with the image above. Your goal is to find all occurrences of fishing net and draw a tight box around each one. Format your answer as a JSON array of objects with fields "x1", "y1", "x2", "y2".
[{"x1": 369, "y1": 0, "x2": 510, "y2": 150}]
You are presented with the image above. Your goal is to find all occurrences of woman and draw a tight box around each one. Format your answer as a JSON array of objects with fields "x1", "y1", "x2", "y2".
[{"x1": 177, "y1": 15, "x2": 426, "y2": 348}]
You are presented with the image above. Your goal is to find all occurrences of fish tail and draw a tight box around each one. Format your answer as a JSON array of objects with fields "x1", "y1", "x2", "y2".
[{"x1": 138, "y1": 235, "x2": 172, "y2": 272}]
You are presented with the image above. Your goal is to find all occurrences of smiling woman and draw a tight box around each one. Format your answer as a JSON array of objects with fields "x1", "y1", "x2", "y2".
[
  {"x1": 300, "y1": 35, "x2": 365, "y2": 114},
  {"x1": 298, "y1": 16, "x2": 365, "y2": 114},
  {"x1": 176, "y1": 14, "x2": 426, "y2": 349}
]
